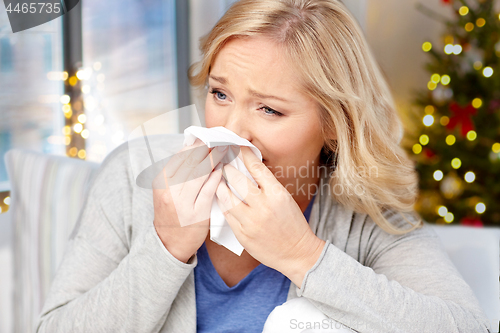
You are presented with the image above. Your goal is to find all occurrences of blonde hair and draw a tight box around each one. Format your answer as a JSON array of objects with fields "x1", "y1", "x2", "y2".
[{"x1": 188, "y1": 0, "x2": 423, "y2": 235}]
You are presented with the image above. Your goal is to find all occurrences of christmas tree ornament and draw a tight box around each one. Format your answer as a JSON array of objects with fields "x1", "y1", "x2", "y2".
[
  {"x1": 446, "y1": 102, "x2": 477, "y2": 137},
  {"x1": 440, "y1": 172, "x2": 463, "y2": 199},
  {"x1": 460, "y1": 216, "x2": 484, "y2": 227}
]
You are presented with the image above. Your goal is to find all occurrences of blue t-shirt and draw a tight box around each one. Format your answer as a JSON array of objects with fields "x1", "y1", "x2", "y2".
[{"x1": 194, "y1": 193, "x2": 316, "y2": 332}]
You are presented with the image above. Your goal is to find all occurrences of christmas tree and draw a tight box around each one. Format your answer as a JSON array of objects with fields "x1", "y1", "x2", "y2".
[{"x1": 407, "y1": 0, "x2": 500, "y2": 227}]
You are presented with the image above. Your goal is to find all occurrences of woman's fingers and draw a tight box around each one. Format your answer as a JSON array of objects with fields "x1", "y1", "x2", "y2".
[
  {"x1": 171, "y1": 141, "x2": 210, "y2": 186},
  {"x1": 180, "y1": 145, "x2": 229, "y2": 194},
  {"x1": 161, "y1": 141, "x2": 232, "y2": 226},
  {"x1": 193, "y1": 162, "x2": 223, "y2": 215},
  {"x1": 215, "y1": 173, "x2": 249, "y2": 221},
  {"x1": 163, "y1": 138, "x2": 205, "y2": 180},
  {"x1": 220, "y1": 163, "x2": 260, "y2": 207}
]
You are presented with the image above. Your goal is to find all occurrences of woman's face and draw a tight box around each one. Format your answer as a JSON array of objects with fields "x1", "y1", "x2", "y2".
[{"x1": 205, "y1": 36, "x2": 326, "y2": 200}]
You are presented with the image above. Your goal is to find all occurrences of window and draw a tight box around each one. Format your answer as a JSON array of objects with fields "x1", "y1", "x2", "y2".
[
  {"x1": 81, "y1": 0, "x2": 179, "y2": 162},
  {"x1": 0, "y1": 11, "x2": 64, "y2": 187}
]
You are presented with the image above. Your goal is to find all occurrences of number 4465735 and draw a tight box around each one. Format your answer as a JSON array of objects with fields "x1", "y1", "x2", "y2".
[{"x1": 6, "y1": 2, "x2": 61, "y2": 14}]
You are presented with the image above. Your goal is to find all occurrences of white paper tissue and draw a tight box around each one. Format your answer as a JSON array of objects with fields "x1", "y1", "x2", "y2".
[{"x1": 183, "y1": 126, "x2": 263, "y2": 256}]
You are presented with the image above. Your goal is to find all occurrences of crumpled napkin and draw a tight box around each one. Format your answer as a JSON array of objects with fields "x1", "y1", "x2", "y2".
[{"x1": 183, "y1": 126, "x2": 263, "y2": 256}]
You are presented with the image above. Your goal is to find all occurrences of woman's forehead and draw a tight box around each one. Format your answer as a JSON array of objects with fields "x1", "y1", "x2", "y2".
[{"x1": 210, "y1": 37, "x2": 305, "y2": 95}]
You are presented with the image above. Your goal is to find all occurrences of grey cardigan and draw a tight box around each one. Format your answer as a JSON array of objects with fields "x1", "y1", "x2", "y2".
[{"x1": 36, "y1": 134, "x2": 491, "y2": 333}]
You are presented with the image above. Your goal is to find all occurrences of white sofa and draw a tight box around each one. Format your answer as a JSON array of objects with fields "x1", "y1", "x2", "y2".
[{"x1": 0, "y1": 146, "x2": 499, "y2": 333}]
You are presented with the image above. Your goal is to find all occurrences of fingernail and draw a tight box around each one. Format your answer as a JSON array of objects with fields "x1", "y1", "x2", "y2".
[
  {"x1": 215, "y1": 162, "x2": 223, "y2": 171},
  {"x1": 217, "y1": 145, "x2": 228, "y2": 152}
]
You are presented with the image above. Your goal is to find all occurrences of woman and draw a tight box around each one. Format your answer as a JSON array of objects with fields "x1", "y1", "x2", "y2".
[{"x1": 37, "y1": 0, "x2": 491, "y2": 332}]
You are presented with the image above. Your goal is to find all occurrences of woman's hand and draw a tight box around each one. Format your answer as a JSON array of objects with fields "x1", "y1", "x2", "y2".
[
  {"x1": 215, "y1": 146, "x2": 326, "y2": 286},
  {"x1": 152, "y1": 139, "x2": 228, "y2": 263}
]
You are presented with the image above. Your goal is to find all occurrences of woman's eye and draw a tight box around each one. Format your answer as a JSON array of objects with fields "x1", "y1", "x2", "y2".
[
  {"x1": 260, "y1": 106, "x2": 283, "y2": 117},
  {"x1": 209, "y1": 89, "x2": 227, "y2": 101},
  {"x1": 209, "y1": 88, "x2": 283, "y2": 117}
]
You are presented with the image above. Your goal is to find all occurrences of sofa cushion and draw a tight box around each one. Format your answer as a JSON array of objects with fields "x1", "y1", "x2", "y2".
[{"x1": 5, "y1": 149, "x2": 99, "y2": 333}]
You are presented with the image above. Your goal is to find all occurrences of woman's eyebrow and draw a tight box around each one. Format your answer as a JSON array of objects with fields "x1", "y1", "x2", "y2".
[
  {"x1": 209, "y1": 75, "x2": 290, "y2": 102},
  {"x1": 209, "y1": 75, "x2": 227, "y2": 85}
]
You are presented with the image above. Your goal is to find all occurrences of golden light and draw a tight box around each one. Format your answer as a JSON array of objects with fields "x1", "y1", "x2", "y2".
[
  {"x1": 78, "y1": 114, "x2": 87, "y2": 124},
  {"x1": 475, "y1": 202, "x2": 486, "y2": 214},
  {"x1": 446, "y1": 135, "x2": 456, "y2": 146},
  {"x1": 465, "y1": 22, "x2": 474, "y2": 32},
  {"x1": 492, "y1": 143, "x2": 500, "y2": 153},
  {"x1": 69, "y1": 76, "x2": 78, "y2": 86},
  {"x1": 422, "y1": 42, "x2": 432, "y2": 52},
  {"x1": 459, "y1": 6, "x2": 469, "y2": 16},
  {"x1": 64, "y1": 109, "x2": 72, "y2": 119},
  {"x1": 431, "y1": 74, "x2": 441, "y2": 83},
  {"x1": 81, "y1": 85, "x2": 91, "y2": 94},
  {"x1": 424, "y1": 105, "x2": 435, "y2": 114},
  {"x1": 453, "y1": 45, "x2": 462, "y2": 55},
  {"x1": 3, "y1": 196, "x2": 11, "y2": 205},
  {"x1": 419, "y1": 134, "x2": 429, "y2": 146},
  {"x1": 440, "y1": 116, "x2": 450, "y2": 126},
  {"x1": 444, "y1": 212, "x2": 454, "y2": 223},
  {"x1": 423, "y1": 115, "x2": 434, "y2": 127},
  {"x1": 81, "y1": 129, "x2": 90, "y2": 139},
  {"x1": 483, "y1": 67, "x2": 494, "y2": 77},
  {"x1": 62, "y1": 71, "x2": 68, "y2": 80},
  {"x1": 472, "y1": 98, "x2": 483, "y2": 108},
  {"x1": 64, "y1": 136, "x2": 71, "y2": 145},
  {"x1": 444, "y1": 44, "x2": 454, "y2": 54},
  {"x1": 464, "y1": 171, "x2": 475, "y2": 183},
  {"x1": 62, "y1": 125, "x2": 71, "y2": 136},
  {"x1": 427, "y1": 81, "x2": 437, "y2": 90},
  {"x1": 78, "y1": 149, "x2": 87, "y2": 159},
  {"x1": 473, "y1": 61, "x2": 483, "y2": 70},
  {"x1": 433, "y1": 170, "x2": 444, "y2": 181},
  {"x1": 451, "y1": 158, "x2": 462, "y2": 169},
  {"x1": 60, "y1": 95, "x2": 70, "y2": 104},
  {"x1": 441, "y1": 75, "x2": 451, "y2": 85},
  {"x1": 413, "y1": 144, "x2": 422, "y2": 154},
  {"x1": 476, "y1": 18, "x2": 486, "y2": 27},
  {"x1": 466, "y1": 130, "x2": 477, "y2": 141},
  {"x1": 69, "y1": 147, "x2": 78, "y2": 157},
  {"x1": 73, "y1": 123, "x2": 83, "y2": 134},
  {"x1": 437, "y1": 206, "x2": 448, "y2": 217},
  {"x1": 62, "y1": 104, "x2": 71, "y2": 113}
]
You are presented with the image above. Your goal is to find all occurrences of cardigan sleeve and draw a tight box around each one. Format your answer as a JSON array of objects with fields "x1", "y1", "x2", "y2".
[
  {"x1": 36, "y1": 148, "x2": 197, "y2": 333},
  {"x1": 296, "y1": 211, "x2": 492, "y2": 333}
]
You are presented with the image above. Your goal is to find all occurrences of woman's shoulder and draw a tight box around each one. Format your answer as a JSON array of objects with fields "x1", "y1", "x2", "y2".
[
  {"x1": 318, "y1": 193, "x2": 440, "y2": 266},
  {"x1": 349, "y1": 207, "x2": 441, "y2": 266}
]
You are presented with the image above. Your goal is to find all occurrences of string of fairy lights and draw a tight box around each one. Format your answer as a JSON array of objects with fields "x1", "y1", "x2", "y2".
[
  {"x1": 57, "y1": 62, "x2": 107, "y2": 160},
  {"x1": 411, "y1": 4, "x2": 499, "y2": 224}
]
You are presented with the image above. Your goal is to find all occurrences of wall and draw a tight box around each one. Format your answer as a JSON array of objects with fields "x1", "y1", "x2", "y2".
[{"x1": 364, "y1": 0, "x2": 453, "y2": 129}]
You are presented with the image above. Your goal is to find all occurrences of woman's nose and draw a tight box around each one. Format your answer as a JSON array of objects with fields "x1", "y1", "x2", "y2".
[{"x1": 222, "y1": 108, "x2": 252, "y2": 142}]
